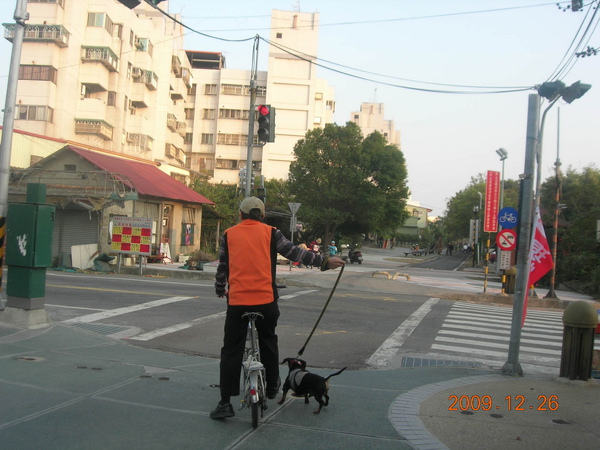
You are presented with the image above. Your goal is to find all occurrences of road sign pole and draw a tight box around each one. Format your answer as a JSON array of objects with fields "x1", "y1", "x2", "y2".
[{"x1": 502, "y1": 94, "x2": 540, "y2": 377}]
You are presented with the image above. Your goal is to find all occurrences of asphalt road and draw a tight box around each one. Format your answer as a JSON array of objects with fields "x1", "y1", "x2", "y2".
[{"x1": 41, "y1": 270, "x2": 439, "y2": 370}]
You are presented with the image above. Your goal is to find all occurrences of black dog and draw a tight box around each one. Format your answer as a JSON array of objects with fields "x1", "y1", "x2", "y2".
[{"x1": 278, "y1": 357, "x2": 347, "y2": 414}]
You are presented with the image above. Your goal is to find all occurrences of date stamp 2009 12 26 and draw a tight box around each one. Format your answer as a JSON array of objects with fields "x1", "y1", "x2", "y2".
[{"x1": 448, "y1": 394, "x2": 559, "y2": 412}]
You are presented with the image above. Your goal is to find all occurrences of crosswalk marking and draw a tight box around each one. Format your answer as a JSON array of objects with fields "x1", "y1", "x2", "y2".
[
  {"x1": 431, "y1": 302, "x2": 599, "y2": 366},
  {"x1": 62, "y1": 296, "x2": 195, "y2": 324},
  {"x1": 128, "y1": 311, "x2": 226, "y2": 341}
]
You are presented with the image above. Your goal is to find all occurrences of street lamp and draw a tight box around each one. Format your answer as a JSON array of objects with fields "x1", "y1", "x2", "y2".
[
  {"x1": 535, "y1": 80, "x2": 591, "y2": 299},
  {"x1": 495, "y1": 148, "x2": 508, "y2": 211},
  {"x1": 535, "y1": 80, "x2": 591, "y2": 206}
]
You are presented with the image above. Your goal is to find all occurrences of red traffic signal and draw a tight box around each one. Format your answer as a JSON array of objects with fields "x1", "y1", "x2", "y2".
[{"x1": 257, "y1": 104, "x2": 275, "y2": 143}]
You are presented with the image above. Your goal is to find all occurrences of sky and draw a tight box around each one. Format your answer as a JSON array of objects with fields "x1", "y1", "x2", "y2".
[{"x1": 1, "y1": 0, "x2": 598, "y2": 217}]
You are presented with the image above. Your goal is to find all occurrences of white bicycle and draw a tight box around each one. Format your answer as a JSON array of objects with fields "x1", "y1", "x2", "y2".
[{"x1": 240, "y1": 312, "x2": 268, "y2": 428}]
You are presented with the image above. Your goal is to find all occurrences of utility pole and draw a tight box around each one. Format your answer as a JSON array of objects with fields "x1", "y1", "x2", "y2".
[
  {"x1": 502, "y1": 94, "x2": 540, "y2": 376},
  {"x1": 244, "y1": 36, "x2": 260, "y2": 198},
  {"x1": 0, "y1": 0, "x2": 29, "y2": 308},
  {"x1": 545, "y1": 108, "x2": 562, "y2": 299}
]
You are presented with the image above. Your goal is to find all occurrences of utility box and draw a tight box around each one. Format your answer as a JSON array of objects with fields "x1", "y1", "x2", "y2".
[{"x1": 6, "y1": 203, "x2": 55, "y2": 267}]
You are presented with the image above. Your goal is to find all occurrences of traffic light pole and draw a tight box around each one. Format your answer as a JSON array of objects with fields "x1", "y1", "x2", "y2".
[{"x1": 245, "y1": 36, "x2": 260, "y2": 198}]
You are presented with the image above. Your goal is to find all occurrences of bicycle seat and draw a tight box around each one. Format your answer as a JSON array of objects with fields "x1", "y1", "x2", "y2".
[{"x1": 242, "y1": 312, "x2": 264, "y2": 321}]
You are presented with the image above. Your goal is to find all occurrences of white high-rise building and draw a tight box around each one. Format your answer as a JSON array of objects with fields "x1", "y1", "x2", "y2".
[
  {"x1": 350, "y1": 103, "x2": 400, "y2": 147},
  {"x1": 4, "y1": 1, "x2": 334, "y2": 185}
]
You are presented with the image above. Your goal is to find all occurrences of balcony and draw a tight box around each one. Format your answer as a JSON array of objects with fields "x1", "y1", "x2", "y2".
[
  {"x1": 165, "y1": 143, "x2": 186, "y2": 166},
  {"x1": 4, "y1": 23, "x2": 70, "y2": 47},
  {"x1": 81, "y1": 46, "x2": 119, "y2": 72},
  {"x1": 126, "y1": 133, "x2": 153, "y2": 154},
  {"x1": 166, "y1": 113, "x2": 177, "y2": 131},
  {"x1": 176, "y1": 121, "x2": 187, "y2": 137},
  {"x1": 143, "y1": 70, "x2": 158, "y2": 90},
  {"x1": 130, "y1": 82, "x2": 149, "y2": 108},
  {"x1": 75, "y1": 119, "x2": 113, "y2": 140},
  {"x1": 172, "y1": 55, "x2": 182, "y2": 77}
]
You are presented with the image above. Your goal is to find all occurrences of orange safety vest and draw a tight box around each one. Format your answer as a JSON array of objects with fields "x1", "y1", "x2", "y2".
[{"x1": 225, "y1": 220, "x2": 277, "y2": 306}]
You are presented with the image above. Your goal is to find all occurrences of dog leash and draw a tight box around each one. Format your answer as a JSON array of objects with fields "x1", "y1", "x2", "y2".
[{"x1": 297, "y1": 263, "x2": 345, "y2": 357}]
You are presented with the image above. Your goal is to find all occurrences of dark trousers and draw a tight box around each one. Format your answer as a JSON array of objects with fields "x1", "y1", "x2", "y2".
[{"x1": 219, "y1": 301, "x2": 280, "y2": 398}]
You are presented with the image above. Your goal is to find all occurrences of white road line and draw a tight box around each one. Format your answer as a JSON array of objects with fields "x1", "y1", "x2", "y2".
[
  {"x1": 279, "y1": 290, "x2": 319, "y2": 300},
  {"x1": 442, "y1": 323, "x2": 563, "y2": 340},
  {"x1": 430, "y1": 344, "x2": 561, "y2": 364},
  {"x1": 433, "y1": 336, "x2": 562, "y2": 356},
  {"x1": 62, "y1": 296, "x2": 194, "y2": 324},
  {"x1": 128, "y1": 311, "x2": 226, "y2": 341},
  {"x1": 438, "y1": 329, "x2": 563, "y2": 347},
  {"x1": 366, "y1": 298, "x2": 439, "y2": 368}
]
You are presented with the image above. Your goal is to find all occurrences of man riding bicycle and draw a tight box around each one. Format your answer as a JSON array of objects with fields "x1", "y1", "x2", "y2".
[{"x1": 210, "y1": 197, "x2": 345, "y2": 419}]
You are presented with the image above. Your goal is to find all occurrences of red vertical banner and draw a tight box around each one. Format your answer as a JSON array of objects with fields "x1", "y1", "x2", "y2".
[{"x1": 484, "y1": 170, "x2": 500, "y2": 232}]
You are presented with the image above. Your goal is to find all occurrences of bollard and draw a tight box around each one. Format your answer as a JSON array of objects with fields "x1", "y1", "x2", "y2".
[
  {"x1": 503, "y1": 266, "x2": 517, "y2": 294},
  {"x1": 559, "y1": 301, "x2": 599, "y2": 381}
]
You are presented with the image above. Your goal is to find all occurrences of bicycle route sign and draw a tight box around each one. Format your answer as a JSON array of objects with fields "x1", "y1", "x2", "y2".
[
  {"x1": 496, "y1": 228, "x2": 517, "y2": 251},
  {"x1": 497, "y1": 207, "x2": 518, "y2": 230}
]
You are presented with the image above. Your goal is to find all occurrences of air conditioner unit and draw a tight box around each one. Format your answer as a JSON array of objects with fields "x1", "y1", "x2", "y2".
[{"x1": 132, "y1": 67, "x2": 143, "y2": 78}]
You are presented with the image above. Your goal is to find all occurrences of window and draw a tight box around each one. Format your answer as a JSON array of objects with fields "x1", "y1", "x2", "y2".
[
  {"x1": 16, "y1": 105, "x2": 54, "y2": 122},
  {"x1": 215, "y1": 159, "x2": 238, "y2": 169},
  {"x1": 184, "y1": 108, "x2": 195, "y2": 120},
  {"x1": 135, "y1": 37, "x2": 153, "y2": 56},
  {"x1": 327, "y1": 100, "x2": 335, "y2": 111},
  {"x1": 124, "y1": 95, "x2": 129, "y2": 111},
  {"x1": 202, "y1": 109, "x2": 215, "y2": 119},
  {"x1": 181, "y1": 208, "x2": 196, "y2": 246},
  {"x1": 219, "y1": 108, "x2": 250, "y2": 120},
  {"x1": 64, "y1": 164, "x2": 76, "y2": 172},
  {"x1": 256, "y1": 86, "x2": 267, "y2": 97},
  {"x1": 188, "y1": 83, "x2": 197, "y2": 96},
  {"x1": 107, "y1": 91, "x2": 116, "y2": 106},
  {"x1": 200, "y1": 133, "x2": 214, "y2": 144},
  {"x1": 315, "y1": 92, "x2": 323, "y2": 100},
  {"x1": 204, "y1": 84, "x2": 217, "y2": 95},
  {"x1": 87, "y1": 12, "x2": 114, "y2": 35},
  {"x1": 276, "y1": 33, "x2": 283, "y2": 38},
  {"x1": 217, "y1": 134, "x2": 248, "y2": 146},
  {"x1": 19, "y1": 65, "x2": 58, "y2": 83},
  {"x1": 127, "y1": 62, "x2": 132, "y2": 79},
  {"x1": 184, "y1": 133, "x2": 193, "y2": 144}
]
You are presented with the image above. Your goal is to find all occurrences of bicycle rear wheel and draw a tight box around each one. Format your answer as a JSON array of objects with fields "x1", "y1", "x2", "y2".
[{"x1": 251, "y1": 401, "x2": 259, "y2": 428}]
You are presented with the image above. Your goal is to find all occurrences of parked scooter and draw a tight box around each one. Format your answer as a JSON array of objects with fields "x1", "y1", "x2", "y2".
[{"x1": 347, "y1": 247, "x2": 363, "y2": 264}]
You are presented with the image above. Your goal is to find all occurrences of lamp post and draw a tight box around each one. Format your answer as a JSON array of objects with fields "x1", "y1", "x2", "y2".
[
  {"x1": 535, "y1": 80, "x2": 591, "y2": 298},
  {"x1": 495, "y1": 148, "x2": 508, "y2": 211}
]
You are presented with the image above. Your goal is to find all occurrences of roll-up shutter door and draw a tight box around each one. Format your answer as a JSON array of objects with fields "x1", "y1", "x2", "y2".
[{"x1": 52, "y1": 209, "x2": 100, "y2": 261}]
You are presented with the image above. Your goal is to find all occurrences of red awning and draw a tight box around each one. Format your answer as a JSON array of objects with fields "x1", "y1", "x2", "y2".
[{"x1": 68, "y1": 146, "x2": 214, "y2": 205}]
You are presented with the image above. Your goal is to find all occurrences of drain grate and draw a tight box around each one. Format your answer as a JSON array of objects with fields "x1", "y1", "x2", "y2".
[
  {"x1": 400, "y1": 357, "x2": 481, "y2": 368},
  {"x1": 70, "y1": 323, "x2": 130, "y2": 336}
]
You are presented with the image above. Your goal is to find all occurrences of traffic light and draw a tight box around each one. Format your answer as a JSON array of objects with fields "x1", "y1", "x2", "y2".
[
  {"x1": 117, "y1": 0, "x2": 141, "y2": 8},
  {"x1": 257, "y1": 105, "x2": 275, "y2": 143},
  {"x1": 239, "y1": 168, "x2": 247, "y2": 191},
  {"x1": 117, "y1": 0, "x2": 165, "y2": 9}
]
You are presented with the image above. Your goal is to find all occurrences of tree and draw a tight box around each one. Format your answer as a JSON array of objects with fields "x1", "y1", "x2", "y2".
[
  {"x1": 288, "y1": 122, "x2": 409, "y2": 245},
  {"x1": 539, "y1": 165, "x2": 600, "y2": 296},
  {"x1": 443, "y1": 174, "x2": 520, "y2": 243}
]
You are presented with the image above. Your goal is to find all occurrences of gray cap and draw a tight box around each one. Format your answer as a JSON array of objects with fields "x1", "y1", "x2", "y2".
[{"x1": 240, "y1": 196, "x2": 265, "y2": 215}]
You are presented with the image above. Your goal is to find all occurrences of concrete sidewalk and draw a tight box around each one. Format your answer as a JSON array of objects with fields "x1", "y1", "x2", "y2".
[
  {"x1": 1, "y1": 247, "x2": 599, "y2": 449},
  {"x1": 0, "y1": 320, "x2": 598, "y2": 449}
]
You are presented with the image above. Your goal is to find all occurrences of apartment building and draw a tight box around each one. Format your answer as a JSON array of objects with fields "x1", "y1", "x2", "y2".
[
  {"x1": 4, "y1": 1, "x2": 334, "y2": 186},
  {"x1": 4, "y1": 0, "x2": 192, "y2": 169},
  {"x1": 184, "y1": 9, "x2": 335, "y2": 185},
  {"x1": 350, "y1": 102, "x2": 401, "y2": 147}
]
